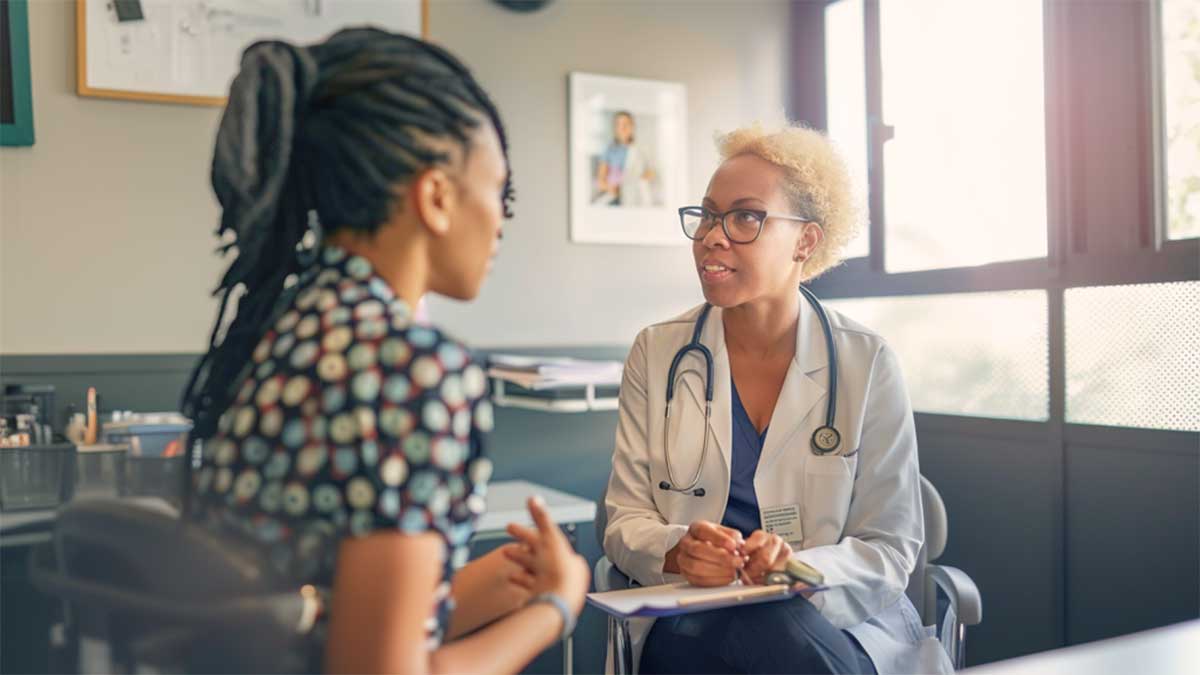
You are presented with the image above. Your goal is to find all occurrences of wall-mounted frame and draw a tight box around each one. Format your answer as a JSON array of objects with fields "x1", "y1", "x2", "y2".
[
  {"x1": 1, "y1": 0, "x2": 35, "y2": 146},
  {"x1": 75, "y1": 0, "x2": 427, "y2": 107},
  {"x1": 569, "y1": 72, "x2": 688, "y2": 245}
]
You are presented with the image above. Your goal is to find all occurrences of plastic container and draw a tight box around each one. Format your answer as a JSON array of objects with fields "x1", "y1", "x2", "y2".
[
  {"x1": 0, "y1": 442, "x2": 76, "y2": 511},
  {"x1": 102, "y1": 413, "x2": 192, "y2": 457},
  {"x1": 101, "y1": 414, "x2": 193, "y2": 508},
  {"x1": 74, "y1": 443, "x2": 129, "y2": 499},
  {"x1": 124, "y1": 455, "x2": 188, "y2": 507}
]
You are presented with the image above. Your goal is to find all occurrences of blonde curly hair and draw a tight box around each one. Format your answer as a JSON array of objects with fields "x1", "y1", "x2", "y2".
[{"x1": 716, "y1": 124, "x2": 861, "y2": 280}]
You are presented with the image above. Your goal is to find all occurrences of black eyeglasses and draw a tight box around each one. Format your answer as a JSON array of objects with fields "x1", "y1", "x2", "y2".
[{"x1": 678, "y1": 206, "x2": 816, "y2": 244}]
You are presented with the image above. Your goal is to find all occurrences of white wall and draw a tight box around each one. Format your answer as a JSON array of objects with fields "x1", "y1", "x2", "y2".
[{"x1": 0, "y1": 0, "x2": 791, "y2": 355}]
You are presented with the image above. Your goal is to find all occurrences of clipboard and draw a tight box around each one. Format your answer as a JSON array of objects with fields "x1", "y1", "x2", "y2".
[{"x1": 586, "y1": 581, "x2": 829, "y2": 619}]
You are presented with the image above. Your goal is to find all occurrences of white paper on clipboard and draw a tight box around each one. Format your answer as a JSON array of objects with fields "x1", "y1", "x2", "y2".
[{"x1": 586, "y1": 581, "x2": 828, "y2": 619}]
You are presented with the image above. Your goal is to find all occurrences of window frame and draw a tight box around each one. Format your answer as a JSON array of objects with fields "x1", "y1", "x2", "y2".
[{"x1": 797, "y1": 0, "x2": 1199, "y2": 429}]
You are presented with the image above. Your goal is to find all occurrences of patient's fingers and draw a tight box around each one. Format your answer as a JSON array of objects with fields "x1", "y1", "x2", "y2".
[
  {"x1": 503, "y1": 543, "x2": 536, "y2": 571},
  {"x1": 509, "y1": 570, "x2": 536, "y2": 589},
  {"x1": 505, "y1": 523, "x2": 540, "y2": 548}
]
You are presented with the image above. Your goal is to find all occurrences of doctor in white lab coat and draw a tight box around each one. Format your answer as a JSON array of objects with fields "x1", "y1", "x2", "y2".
[{"x1": 603, "y1": 125, "x2": 954, "y2": 674}]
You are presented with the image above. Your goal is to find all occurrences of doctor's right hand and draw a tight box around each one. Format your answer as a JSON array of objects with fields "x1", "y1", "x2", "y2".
[{"x1": 664, "y1": 520, "x2": 746, "y2": 587}]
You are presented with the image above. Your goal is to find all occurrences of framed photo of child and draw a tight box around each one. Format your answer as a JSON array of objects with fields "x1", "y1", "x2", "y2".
[{"x1": 569, "y1": 72, "x2": 687, "y2": 245}]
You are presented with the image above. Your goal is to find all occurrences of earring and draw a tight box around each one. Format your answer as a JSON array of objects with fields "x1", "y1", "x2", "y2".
[{"x1": 793, "y1": 253, "x2": 807, "y2": 263}]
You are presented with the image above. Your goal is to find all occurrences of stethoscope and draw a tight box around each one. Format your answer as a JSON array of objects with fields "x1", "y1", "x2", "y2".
[{"x1": 659, "y1": 285, "x2": 849, "y2": 497}]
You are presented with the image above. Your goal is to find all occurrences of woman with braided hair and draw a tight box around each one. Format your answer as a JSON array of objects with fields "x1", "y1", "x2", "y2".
[{"x1": 181, "y1": 28, "x2": 588, "y2": 673}]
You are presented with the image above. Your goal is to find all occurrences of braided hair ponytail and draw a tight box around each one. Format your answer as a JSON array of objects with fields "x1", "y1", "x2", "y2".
[{"x1": 181, "y1": 28, "x2": 512, "y2": 443}]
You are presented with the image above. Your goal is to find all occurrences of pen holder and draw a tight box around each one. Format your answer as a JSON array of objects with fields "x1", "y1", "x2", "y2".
[{"x1": 75, "y1": 443, "x2": 130, "y2": 499}]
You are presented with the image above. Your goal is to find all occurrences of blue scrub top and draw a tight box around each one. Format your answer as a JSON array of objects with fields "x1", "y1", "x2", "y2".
[{"x1": 722, "y1": 377, "x2": 765, "y2": 538}]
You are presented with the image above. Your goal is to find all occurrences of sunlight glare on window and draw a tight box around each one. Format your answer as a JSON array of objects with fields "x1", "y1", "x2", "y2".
[
  {"x1": 825, "y1": 0, "x2": 870, "y2": 259},
  {"x1": 881, "y1": 0, "x2": 1048, "y2": 272},
  {"x1": 1162, "y1": 0, "x2": 1200, "y2": 240}
]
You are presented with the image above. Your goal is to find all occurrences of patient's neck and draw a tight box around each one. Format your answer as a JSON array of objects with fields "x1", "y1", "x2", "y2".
[{"x1": 325, "y1": 226, "x2": 429, "y2": 310}]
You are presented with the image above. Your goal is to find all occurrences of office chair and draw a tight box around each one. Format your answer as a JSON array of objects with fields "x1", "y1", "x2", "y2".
[
  {"x1": 593, "y1": 475, "x2": 982, "y2": 673},
  {"x1": 27, "y1": 498, "x2": 322, "y2": 673}
]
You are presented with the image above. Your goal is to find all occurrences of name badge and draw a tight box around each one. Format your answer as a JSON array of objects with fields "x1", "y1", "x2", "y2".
[{"x1": 760, "y1": 503, "x2": 803, "y2": 548}]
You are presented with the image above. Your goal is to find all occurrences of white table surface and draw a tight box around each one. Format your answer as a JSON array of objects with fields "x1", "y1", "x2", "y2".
[
  {"x1": 964, "y1": 620, "x2": 1200, "y2": 675},
  {"x1": 476, "y1": 479, "x2": 597, "y2": 534},
  {"x1": 1, "y1": 480, "x2": 598, "y2": 545}
]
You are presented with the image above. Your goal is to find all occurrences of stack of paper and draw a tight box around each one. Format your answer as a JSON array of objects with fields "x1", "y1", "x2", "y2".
[
  {"x1": 587, "y1": 581, "x2": 804, "y2": 618},
  {"x1": 488, "y1": 354, "x2": 623, "y2": 391}
]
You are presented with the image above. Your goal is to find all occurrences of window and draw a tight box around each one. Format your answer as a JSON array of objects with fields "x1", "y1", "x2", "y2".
[
  {"x1": 812, "y1": 0, "x2": 1198, "y2": 435},
  {"x1": 1065, "y1": 281, "x2": 1199, "y2": 432},
  {"x1": 879, "y1": 0, "x2": 1048, "y2": 272},
  {"x1": 1161, "y1": 0, "x2": 1200, "y2": 241},
  {"x1": 827, "y1": 291, "x2": 1048, "y2": 421},
  {"x1": 825, "y1": 0, "x2": 870, "y2": 259}
]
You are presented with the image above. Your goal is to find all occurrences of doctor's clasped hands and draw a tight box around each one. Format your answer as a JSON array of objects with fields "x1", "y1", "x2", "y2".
[{"x1": 663, "y1": 520, "x2": 797, "y2": 587}]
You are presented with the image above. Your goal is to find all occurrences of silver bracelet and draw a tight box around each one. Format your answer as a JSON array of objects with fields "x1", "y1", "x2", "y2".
[{"x1": 528, "y1": 592, "x2": 576, "y2": 641}]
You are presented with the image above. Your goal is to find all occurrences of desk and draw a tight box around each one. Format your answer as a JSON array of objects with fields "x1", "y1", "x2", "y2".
[
  {"x1": 964, "y1": 620, "x2": 1200, "y2": 675},
  {"x1": 472, "y1": 479, "x2": 597, "y2": 675},
  {"x1": 2, "y1": 479, "x2": 597, "y2": 547},
  {"x1": 475, "y1": 479, "x2": 597, "y2": 540}
]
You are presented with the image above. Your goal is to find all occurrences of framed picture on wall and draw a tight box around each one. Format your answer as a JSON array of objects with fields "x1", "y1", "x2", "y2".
[
  {"x1": 1, "y1": 0, "x2": 35, "y2": 146},
  {"x1": 75, "y1": 0, "x2": 427, "y2": 106},
  {"x1": 569, "y1": 72, "x2": 688, "y2": 245}
]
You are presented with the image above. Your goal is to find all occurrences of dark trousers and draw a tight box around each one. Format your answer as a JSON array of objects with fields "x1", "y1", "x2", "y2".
[{"x1": 640, "y1": 596, "x2": 877, "y2": 675}]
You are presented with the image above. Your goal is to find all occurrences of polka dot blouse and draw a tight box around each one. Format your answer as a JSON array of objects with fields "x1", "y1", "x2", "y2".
[{"x1": 191, "y1": 245, "x2": 494, "y2": 653}]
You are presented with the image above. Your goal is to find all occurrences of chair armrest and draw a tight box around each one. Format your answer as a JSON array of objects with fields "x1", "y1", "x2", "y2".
[
  {"x1": 594, "y1": 556, "x2": 632, "y2": 593},
  {"x1": 927, "y1": 564, "x2": 982, "y2": 626}
]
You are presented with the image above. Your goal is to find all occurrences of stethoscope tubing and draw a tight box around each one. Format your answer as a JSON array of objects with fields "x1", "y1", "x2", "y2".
[{"x1": 660, "y1": 288, "x2": 848, "y2": 497}]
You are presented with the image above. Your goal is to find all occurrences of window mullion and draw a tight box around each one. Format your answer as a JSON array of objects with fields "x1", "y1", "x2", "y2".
[{"x1": 863, "y1": 0, "x2": 886, "y2": 273}]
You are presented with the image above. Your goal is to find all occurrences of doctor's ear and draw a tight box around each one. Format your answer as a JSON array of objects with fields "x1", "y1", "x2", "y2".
[
  {"x1": 793, "y1": 222, "x2": 823, "y2": 263},
  {"x1": 411, "y1": 168, "x2": 459, "y2": 237}
]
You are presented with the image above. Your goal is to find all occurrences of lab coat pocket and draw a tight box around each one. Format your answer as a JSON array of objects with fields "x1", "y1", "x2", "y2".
[
  {"x1": 803, "y1": 454, "x2": 857, "y2": 540},
  {"x1": 805, "y1": 453, "x2": 857, "y2": 477}
]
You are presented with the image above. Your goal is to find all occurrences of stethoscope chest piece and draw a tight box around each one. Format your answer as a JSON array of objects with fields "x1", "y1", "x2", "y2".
[{"x1": 810, "y1": 425, "x2": 841, "y2": 455}]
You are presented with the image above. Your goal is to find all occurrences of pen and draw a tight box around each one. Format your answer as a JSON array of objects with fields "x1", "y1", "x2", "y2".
[{"x1": 737, "y1": 561, "x2": 754, "y2": 586}]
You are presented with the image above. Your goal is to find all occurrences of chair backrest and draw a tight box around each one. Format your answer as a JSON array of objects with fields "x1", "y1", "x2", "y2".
[
  {"x1": 595, "y1": 481, "x2": 609, "y2": 551},
  {"x1": 906, "y1": 475, "x2": 949, "y2": 618},
  {"x1": 31, "y1": 498, "x2": 310, "y2": 673}
]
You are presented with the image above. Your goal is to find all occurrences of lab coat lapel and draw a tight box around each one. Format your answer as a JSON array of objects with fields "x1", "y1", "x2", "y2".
[
  {"x1": 759, "y1": 296, "x2": 829, "y2": 474},
  {"x1": 678, "y1": 305, "x2": 732, "y2": 477}
]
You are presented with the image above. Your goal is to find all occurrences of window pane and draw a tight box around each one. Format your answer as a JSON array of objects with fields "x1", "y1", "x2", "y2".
[
  {"x1": 826, "y1": 291, "x2": 1048, "y2": 420},
  {"x1": 1162, "y1": 0, "x2": 1200, "y2": 240},
  {"x1": 825, "y1": 0, "x2": 869, "y2": 259},
  {"x1": 880, "y1": 0, "x2": 1048, "y2": 272},
  {"x1": 1066, "y1": 281, "x2": 1200, "y2": 431}
]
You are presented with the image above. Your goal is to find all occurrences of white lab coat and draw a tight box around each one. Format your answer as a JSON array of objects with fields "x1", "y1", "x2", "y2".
[
  {"x1": 603, "y1": 298, "x2": 954, "y2": 674},
  {"x1": 618, "y1": 143, "x2": 654, "y2": 207}
]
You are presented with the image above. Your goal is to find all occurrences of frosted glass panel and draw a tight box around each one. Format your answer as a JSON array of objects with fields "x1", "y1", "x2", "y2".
[
  {"x1": 1065, "y1": 282, "x2": 1199, "y2": 431},
  {"x1": 827, "y1": 291, "x2": 1048, "y2": 420}
]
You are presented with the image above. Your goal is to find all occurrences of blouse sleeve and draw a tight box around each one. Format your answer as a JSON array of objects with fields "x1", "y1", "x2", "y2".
[{"x1": 337, "y1": 323, "x2": 494, "y2": 566}]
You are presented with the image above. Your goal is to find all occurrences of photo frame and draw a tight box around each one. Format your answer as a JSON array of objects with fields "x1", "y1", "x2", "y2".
[
  {"x1": 1, "y1": 0, "x2": 35, "y2": 146},
  {"x1": 75, "y1": 0, "x2": 427, "y2": 106},
  {"x1": 569, "y1": 72, "x2": 688, "y2": 245}
]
